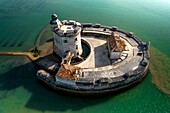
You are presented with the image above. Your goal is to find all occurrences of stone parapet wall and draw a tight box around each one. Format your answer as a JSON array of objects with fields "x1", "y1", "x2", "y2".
[{"x1": 37, "y1": 23, "x2": 150, "y2": 94}]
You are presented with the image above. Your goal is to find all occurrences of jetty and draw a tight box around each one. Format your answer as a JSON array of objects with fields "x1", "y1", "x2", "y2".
[{"x1": 0, "y1": 51, "x2": 39, "y2": 61}]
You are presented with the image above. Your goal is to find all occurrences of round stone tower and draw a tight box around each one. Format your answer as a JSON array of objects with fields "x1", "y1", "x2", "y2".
[{"x1": 50, "y1": 14, "x2": 83, "y2": 58}]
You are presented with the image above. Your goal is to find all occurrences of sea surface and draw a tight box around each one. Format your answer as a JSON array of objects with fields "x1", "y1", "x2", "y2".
[{"x1": 0, "y1": 0, "x2": 170, "y2": 113}]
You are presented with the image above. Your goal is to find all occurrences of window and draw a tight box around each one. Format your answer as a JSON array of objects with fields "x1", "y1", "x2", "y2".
[
  {"x1": 63, "y1": 39, "x2": 68, "y2": 43},
  {"x1": 74, "y1": 38, "x2": 77, "y2": 43},
  {"x1": 76, "y1": 45, "x2": 78, "y2": 49},
  {"x1": 67, "y1": 27, "x2": 71, "y2": 29},
  {"x1": 77, "y1": 52, "x2": 79, "y2": 55}
]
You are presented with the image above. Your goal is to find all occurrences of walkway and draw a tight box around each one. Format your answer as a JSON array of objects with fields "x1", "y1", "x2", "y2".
[{"x1": 0, "y1": 52, "x2": 39, "y2": 61}]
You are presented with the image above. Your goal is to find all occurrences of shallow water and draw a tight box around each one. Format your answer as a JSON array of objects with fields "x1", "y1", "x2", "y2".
[{"x1": 0, "y1": 0, "x2": 170, "y2": 113}]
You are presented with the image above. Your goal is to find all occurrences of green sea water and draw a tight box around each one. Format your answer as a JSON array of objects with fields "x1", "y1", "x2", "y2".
[{"x1": 0, "y1": 0, "x2": 170, "y2": 113}]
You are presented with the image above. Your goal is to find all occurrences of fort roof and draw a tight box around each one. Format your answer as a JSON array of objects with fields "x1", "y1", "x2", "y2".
[{"x1": 53, "y1": 20, "x2": 81, "y2": 37}]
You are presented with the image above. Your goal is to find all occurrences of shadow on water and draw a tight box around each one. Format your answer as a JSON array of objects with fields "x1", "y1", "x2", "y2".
[{"x1": 0, "y1": 59, "x2": 112, "y2": 112}]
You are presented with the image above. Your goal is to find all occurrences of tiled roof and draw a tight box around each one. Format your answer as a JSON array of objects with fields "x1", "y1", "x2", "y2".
[
  {"x1": 56, "y1": 64, "x2": 80, "y2": 80},
  {"x1": 108, "y1": 34, "x2": 126, "y2": 52}
]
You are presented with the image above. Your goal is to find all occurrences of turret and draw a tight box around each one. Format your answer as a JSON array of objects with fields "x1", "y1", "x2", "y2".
[
  {"x1": 50, "y1": 14, "x2": 61, "y2": 29},
  {"x1": 50, "y1": 14, "x2": 83, "y2": 59}
]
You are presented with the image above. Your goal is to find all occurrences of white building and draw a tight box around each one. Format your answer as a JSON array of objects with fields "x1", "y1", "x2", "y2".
[{"x1": 50, "y1": 14, "x2": 83, "y2": 58}]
